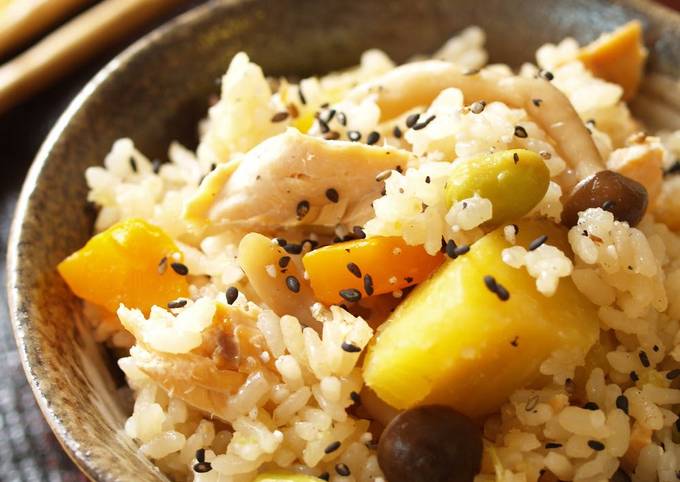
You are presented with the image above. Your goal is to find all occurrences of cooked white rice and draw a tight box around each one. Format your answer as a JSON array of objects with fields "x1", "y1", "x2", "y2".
[{"x1": 71, "y1": 23, "x2": 680, "y2": 482}]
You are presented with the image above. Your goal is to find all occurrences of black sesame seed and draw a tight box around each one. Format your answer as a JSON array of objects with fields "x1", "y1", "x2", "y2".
[
  {"x1": 425, "y1": 175, "x2": 431, "y2": 184},
  {"x1": 284, "y1": 243, "x2": 302, "y2": 255},
  {"x1": 538, "y1": 69, "x2": 554, "y2": 81},
  {"x1": 366, "y1": 131, "x2": 380, "y2": 145},
  {"x1": 454, "y1": 243, "x2": 469, "y2": 257},
  {"x1": 348, "y1": 130, "x2": 361, "y2": 142},
  {"x1": 353, "y1": 226, "x2": 366, "y2": 239},
  {"x1": 412, "y1": 115, "x2": 436, "y2": 130},
  {"x1": 510, "y1": 336, "x2": 519, "y2": 347},
  {"x1": 630, "y1": 371, "x2": 640, "y2": 382},
  {"x1": 495, "y1": 283, "x2": 510, "y2": 301},
  {"x1": 152, "y1": 158, "x2": 162, "y2": 174},
  {"x1": 196, "y1": 448, "x2": 206, "y2": 463},
  {"x1": 639, "y1": 350, "x2": 651, "y2": 368},
  {"x1": 484, "y1": 275, "x2": 498, "y2": 293},
  {"x1": 404, "y1": 276, "x2": 414, "y2": 284},
  {"x1": 350, "y1": 391, "x2": 361, "y2": 405},
  {"x1": 513, "y1": 152, "x2": 520, "y2": 164},
  {"x1": 396, "y1": 165, "x2": 403, "y2": 173},
  {"x1": 545, "y1": 442, "x2": 562, "y2": 449},
  {"x1": 275, "y1": 237, "x2": 287, "y2": 247},
  {"x1": 168, "y1": 299, "x2": 187, "y2": 309},
  {"x1": 325, "y1": 188, "x2": 340, "y2": 203},
  {"x1": 270, "y1": 111, "x2": 290, "y2": 123},
  {"x1": 341, "y1": 341, "x2": 361, "y2": 353},
  {"x1": 193, "y1": 461, "x2": 212, "y2": 473},
  {"x1": 296, "y1": 200, "x2": 310, "y2": 220},
  {"x1": 335, "y1": 463, "x2": 351, "y2": 477},
  {"x1": 337, "y1": 112, "x2": 347, "y2": 126},
  {"x1": 339, "y1": 288, "x2": 362, "y2": 302},
  {"x1": 532, "y1": 98, "x2": 543, "y2": 107},
  {"x1": 470, "y1": 100, "x2": 486, "y2": 114},
  {"x1": 129, "y1": 156, "x2": 138, "y2": 173},
  {"x1": 665, "y1": 160, "x2": 680, "y2": 177},
  {"x1": 317, "y1": 117, "x2": 330, "y2": 133},
  {"x1": 587, "y1": 440, "x2": 605, "y2": 451},
  {"x1": 226, "y1": 286, "x2": 239, "y2": 305},
  {"x1": 363, "y1": 274, "x2": 374, "y2": 296},
  {"x1": 323, "y1": 109, "x2": 337, "y2": 124},
  {"x1": 298, "y1": 86, "x2": 307, "y2": 105},
  {"x1": 583, "y1": 402, "x2": 599, "y2": 411},
  {"x1": 653, "y1": 345, "x2": 660, "y2": 352},
  {"x1": 301, "y1": 239, "x2": 319, "y2": 251},
  {"x1": 158, "y1": 256, "x2": 168, "y2": 274},
  {"x1": 324, "y1": 441, "x2": 342, "y2": 454},
  {"x1": 528, "y1": 235, "x2": 548, "y2": 251},
  {"x1": 601, "y1": 200, "x2": 616, "y2": 211},
  {"x1": 667, "y1": 369, "x2": 680, "y2": 380},
  {"x1": 347, "y1": 262, "x2": 362, "y2": 278},
  {"x1": 319, "y1": 472, "x2": 330, "y2": 481},
  {"x1": 616, "y1": 395, "x2": 629, "y2": 414},
  {"x1": 405, "y1": 113, "x2": 420, "y2": 128},
  {"x1": 171, "y1": 262, "x2": 189, "y2": 276},
  {"x1": 286, "y1": 276, "x2": 301, "y2": 293},
  {"x1": 514, "y1": 125, "x2": 528, "y2": 138},
  {"x1": 445, "y1": 239, "x2": 458, "y2": 259},
  {"x1": 278, "y1": 256, "x2": 291, "y2": 269},
  {"x1": 393, "y1": 125, "x2": 403, "y2": 138}
]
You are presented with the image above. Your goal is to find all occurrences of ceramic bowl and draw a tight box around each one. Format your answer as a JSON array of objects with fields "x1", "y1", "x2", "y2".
[{"x1": 7, "y1": 0, "x2": 680, "y2": 480}]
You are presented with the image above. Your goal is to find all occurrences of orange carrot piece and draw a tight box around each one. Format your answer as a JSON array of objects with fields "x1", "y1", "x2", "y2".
[
  {"x1": 58, "y1": 218, "x2": 189, "y2": 314},
  {"x1": 302, "y1": 236, "x2": 444, "y2": 305}
]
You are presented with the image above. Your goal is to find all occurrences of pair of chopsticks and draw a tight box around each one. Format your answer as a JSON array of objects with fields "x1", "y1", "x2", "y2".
[{"x1": 0, "y1": 0, "x2": 189, "y2": 115}]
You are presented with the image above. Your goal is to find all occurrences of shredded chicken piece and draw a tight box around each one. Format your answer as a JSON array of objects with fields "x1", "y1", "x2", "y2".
[
  {"x1": 122, "y1": 300, "x2": 272, "y2": 420},
  {"x1": 607, "y1": 134, "x2": 665, "y2": 205},
  {"x1": 655, "y1": 176, "x2": 680, "y2": 230},
  {"x1": 130, "y1": 345, "x2": 247, "y2": 420},
  {"x1": 347, "y1": 60, "x2": 604, "y2": 189},
  {"x1": 184, "y1": 128, "x2": 412, "y2": 230}
]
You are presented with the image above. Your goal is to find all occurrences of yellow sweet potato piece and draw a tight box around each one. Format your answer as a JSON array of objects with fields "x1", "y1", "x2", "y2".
[
  {"x1": 58, "y1": 218, "x2": 189, "y2": 314},
  {"x1": 578, "y1": 21, "x2": 647, "y2": 101},
  {"x1": 362, "y1": 220, "x2": 598, "y2": 417}
]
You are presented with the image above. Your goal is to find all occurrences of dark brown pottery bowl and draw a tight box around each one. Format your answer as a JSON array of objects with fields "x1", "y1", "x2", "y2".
[{"x1": 7, "y1": 0, "x2": 680, "y2": 480}]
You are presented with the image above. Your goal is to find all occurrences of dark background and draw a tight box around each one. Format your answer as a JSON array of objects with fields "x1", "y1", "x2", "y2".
[{"x1": 0, "y1": 0, "x2": 679, "y2": 480}]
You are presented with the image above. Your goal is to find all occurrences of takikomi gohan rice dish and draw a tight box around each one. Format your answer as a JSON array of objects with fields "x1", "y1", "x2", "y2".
[{"x1": 58, "y1": 21, "x2": 680, "y2": 482}]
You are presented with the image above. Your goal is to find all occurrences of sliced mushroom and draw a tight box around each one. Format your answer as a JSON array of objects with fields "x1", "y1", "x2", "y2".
[
  {"x1": 347, "y1": 60, "x2": 603, "y2": 188},
  {"x1": 238, "y1": 232, "x2": 320, "y2": 331},
  {"x1": 184, "y1": 129, "x2": 412, "y2": 230}
]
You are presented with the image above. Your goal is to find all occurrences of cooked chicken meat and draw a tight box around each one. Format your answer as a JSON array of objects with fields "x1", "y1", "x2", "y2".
[{"x1": 184, "y1": 128, "x2": 412, "y2": 230}]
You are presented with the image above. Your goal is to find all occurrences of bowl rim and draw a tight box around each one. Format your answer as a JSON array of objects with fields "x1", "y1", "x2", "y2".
[{"x1": 5, "y1": 0, "x2": 680, "y2": 480}]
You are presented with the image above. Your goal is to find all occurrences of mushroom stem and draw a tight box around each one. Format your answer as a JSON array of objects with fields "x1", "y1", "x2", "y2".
[{"x1": 348, "y1": 60, "x2": 603, "y2": 189}]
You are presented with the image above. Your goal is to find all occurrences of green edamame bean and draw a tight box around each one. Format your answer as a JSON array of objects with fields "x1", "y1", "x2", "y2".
[{"x1": 445, "y1": 149, "x2": 550, "y2": 225}]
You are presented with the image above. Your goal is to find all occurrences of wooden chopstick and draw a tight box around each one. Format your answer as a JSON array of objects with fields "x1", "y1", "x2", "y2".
[
  {"x1": 0, "y1": 0, "x2": 187, "y2": 115},
  {"x1": 0, "y1": 0, "x2": 94, "y2": 58}
]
